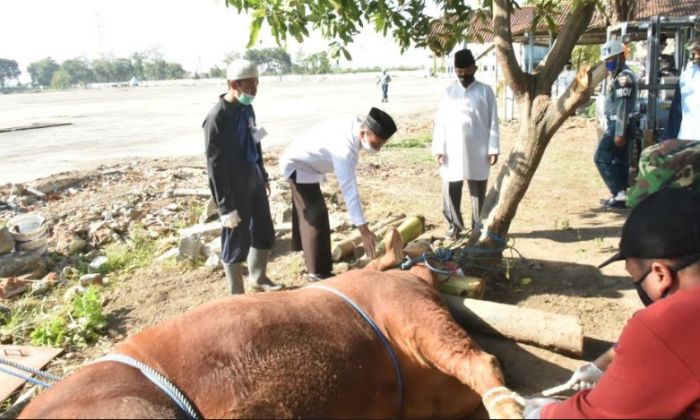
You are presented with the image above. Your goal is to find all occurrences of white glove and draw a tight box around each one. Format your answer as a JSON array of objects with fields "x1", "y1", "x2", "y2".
[
  {"x1": 523, "y1": 397, "x2": 558, "y2": 419},
  {"x1": 220, "y1": 210, "x2": 241, "y2": 229},
  {"x1": 564, "y1": 362, "x2": 604, "y2": 391}
]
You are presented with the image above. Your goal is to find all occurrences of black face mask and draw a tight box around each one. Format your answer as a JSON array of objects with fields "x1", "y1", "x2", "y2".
[
  {"x1": 458, "y1": 75, "x2": 475, "y2": 88},
  {"x1": 634, "y1": 272, "x2": 655, "y2": 307},
  {"x1": 633, "y1": 256, "x2": 699, "y2": 306}
]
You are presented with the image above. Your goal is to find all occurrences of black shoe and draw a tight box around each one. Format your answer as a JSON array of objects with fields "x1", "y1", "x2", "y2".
[{"x1": 304, "y1": 272, "x2": 335, "y2": 283}]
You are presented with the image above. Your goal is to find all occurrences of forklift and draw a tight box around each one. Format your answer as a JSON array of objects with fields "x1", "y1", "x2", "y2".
[{"x1": 599, "y1": 16, "x2": 698, "y2": 149}]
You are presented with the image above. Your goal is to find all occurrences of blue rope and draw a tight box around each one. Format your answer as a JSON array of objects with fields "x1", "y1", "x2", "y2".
[
  {"x1": 93, "y1": 354, "x2": 201, "y2": 420},
  {"x1": 0, "y1": 365, "x2": 54, "y2": 389},
  {"x1": 307, "y1": 284, "x2": 403, "y2": 416}
]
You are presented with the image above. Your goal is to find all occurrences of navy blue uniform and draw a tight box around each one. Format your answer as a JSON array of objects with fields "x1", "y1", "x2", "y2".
[
  {"x1": 595, "y1": 65, "x2": 638, "y2": 196},
  {"x1": 203, "y1": 95, "x2": 274, "y2": 263}
]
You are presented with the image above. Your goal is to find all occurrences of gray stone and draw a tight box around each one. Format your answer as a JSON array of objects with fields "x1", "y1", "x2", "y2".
[
  {"x1": 88, "y1": 256, "x2": 109, "y2": 273},
  {"x1": 79, "y1": 273, "x2": 103, "y2": 287},
  {"x1": 205, "y1": 253, "x2": 220, "y2": 268},
  {"x1": 0, "y1": 227, "x2": 13, "y2": 256},
  {"x1": 68, "y1": 237, "x2": 88, "y2": 255},
  {"x1": 30, "y1": 279, "x2": 53, "y2": 296},
  {"x1": 178, "y1": 237, "x2": 203, "y2": 261},
  {"x1": 156, "y1": 247, "x2": 179, "y2": 262},
  {"x1": 179, "y1": 221, "x2": 221, "y2": 242}
]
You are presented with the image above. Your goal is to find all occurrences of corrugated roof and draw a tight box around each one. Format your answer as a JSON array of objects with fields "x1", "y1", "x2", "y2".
[{"x1": 468, "y1": 0, "x2": 699, "y2": 42}]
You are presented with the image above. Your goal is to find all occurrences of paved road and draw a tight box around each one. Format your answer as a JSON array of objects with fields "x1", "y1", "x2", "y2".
[{"x1": 0, "y1": 73, "x2": 449, "y2": 184}]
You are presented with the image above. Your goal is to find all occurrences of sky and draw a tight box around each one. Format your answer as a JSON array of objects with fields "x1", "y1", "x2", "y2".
[{"x1": 1, "y1": 0, "x2": 442, "y2": 80}]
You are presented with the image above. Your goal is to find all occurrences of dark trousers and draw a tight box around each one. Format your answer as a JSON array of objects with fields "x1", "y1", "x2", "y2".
[
  {"x1": 594, "y1": 119, "x2": 632, "y2": 196},
  {"x1": 288, "y1": 173, "x2": 333, "y2": 276},
  {"x1": 442, "y1": 179, "x2": 487, "y2": 232},
  {"x1": 381, "y1": 84, "x2": 389, "y2": 101},
  {"x1": 221, "y1": 164, "x2": 275, "y2": 263}
]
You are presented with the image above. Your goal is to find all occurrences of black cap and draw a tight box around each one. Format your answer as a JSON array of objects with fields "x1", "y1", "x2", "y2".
[
  {"x1": 454, "y1": 49, "x2": 475, "y2": 69},
  {"x1": 598, "y1": 188, "x2": 700, "y2": 268},
  {"x1": 365, "y1": 107, "x2": 397, "y2": 140}
]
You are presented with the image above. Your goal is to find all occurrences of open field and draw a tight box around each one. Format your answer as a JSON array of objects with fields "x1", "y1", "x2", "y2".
[{"x1": 0, "y1": 72, "x2": 447, "y2": 183}]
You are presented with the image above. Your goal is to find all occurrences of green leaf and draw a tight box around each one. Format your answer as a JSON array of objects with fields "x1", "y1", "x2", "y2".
[{"x1": 247, "y1": 16, "x2": 265, "y2": 48}]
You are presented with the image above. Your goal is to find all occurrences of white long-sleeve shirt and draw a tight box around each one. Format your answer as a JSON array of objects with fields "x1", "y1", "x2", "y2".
[
  {"x1": 678, "y1": 63, "x2": 700, "y2": 141},
  {"x1": 279, "y1": 116, "x2": 367, "y2": 226},
  {"x1": 431, "y1": 80, "x2": 500, "y2": 181}
]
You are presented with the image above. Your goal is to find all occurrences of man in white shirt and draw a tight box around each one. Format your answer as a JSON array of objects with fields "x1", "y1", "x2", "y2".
[
  {"x1": 279, "y1": 107, "x2": 397, "y2": 281},
  {"x1": 432, "y1": 49, "x2": 500, "y2": 239},
  {"x1": 664, "y1": 37, "x2": 700, "y2": 142}
]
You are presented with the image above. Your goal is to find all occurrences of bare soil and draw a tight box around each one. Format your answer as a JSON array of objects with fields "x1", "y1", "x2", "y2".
[{"x1": 0, "y1": 115, "x2": 639, "y2": 411}]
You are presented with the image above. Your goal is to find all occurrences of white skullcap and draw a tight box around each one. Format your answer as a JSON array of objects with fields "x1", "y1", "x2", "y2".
[{"x1": 226, "y1": 59, "x2": 258, "y2": 80}]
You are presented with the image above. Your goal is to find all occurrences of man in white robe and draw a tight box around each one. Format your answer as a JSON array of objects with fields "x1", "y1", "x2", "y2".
[
  {"x1": 432, "y1": 48, "x2": 500, "y2": 239},
  {"x1": 279, "y1": 107, "x2": 397, "y2": 281}
]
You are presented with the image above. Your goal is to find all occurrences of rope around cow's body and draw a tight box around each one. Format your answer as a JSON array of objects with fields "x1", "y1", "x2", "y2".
[{"x1": 0, "y1": 356, "x2": 61, "y2": 389}]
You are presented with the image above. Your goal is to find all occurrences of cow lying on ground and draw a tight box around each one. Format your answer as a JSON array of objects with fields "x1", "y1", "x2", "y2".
[{"x1": 21, "y1": 230, "x2": 523, "y2": 419}]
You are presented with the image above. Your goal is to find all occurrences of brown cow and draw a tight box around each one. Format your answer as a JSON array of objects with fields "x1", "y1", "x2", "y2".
[{"x1": 21, "y1": 230, "x2": 523, "y2": 419}]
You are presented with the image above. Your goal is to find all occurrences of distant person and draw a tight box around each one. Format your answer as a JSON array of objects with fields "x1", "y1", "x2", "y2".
[
  {"x1": 556, "y1": 61, "x2": 576, "y2": 97},
  {"x1": 279, "y1": 107, "x2": 397, "y2": 281},
  {"x1": 595, "y1": 39, "x2": 638, "y2": 209},
  {"x1": 432, "y1": 48, "x2": 499, "y2": 239},
  {"x1": 662, "y1": 36, "x2": 700, "y2": 141},
  {"x1": 524, "y1": 188, "x2": 700, "y2": 419},
  {"x1": 376, "y1": 69, "x2": 392, "y2": 102},
  {"x1": 202, "y1": 59, "x2": 283, "y2": 294}
]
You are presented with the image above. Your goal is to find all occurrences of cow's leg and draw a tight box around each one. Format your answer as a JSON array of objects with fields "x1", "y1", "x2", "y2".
[
  {"x1": 398, "y1": 296, "x2": 523, "y2": 419},
  {"x1": 366, "y1": 228, "x2": 404, "y2": 271}
]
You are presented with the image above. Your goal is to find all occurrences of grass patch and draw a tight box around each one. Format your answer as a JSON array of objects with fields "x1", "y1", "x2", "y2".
[
  {"x1": 385, "y1": 133, "x2": 432, "y2": 149},
  {"x1": 100, "y1": 228, "x2": 157, "y2": 275}
]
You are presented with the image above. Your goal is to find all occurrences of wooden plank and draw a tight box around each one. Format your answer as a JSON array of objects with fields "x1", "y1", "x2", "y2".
[{"x1": 0, "y1": 345, "x2": 63, "y2": 402}]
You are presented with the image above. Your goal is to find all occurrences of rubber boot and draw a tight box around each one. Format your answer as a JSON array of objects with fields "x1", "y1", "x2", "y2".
[
  {"x1": 247, "y1": 248, "x2": 283, "y2": 292},
  {"x1": 223, "y1": 262, "x2": 245, "y2": 294}
]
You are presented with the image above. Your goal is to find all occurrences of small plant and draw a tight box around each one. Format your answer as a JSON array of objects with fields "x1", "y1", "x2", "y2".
[
  {"x1": 30, "y1": 286, "x2": 107, "y2": 348},
  {"x1": 554, "y1": 219, "x2": 573, "y2": 231}
]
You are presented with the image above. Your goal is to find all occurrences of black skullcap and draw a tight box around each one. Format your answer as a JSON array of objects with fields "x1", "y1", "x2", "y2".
[
  {"x1": 598, "y1": 188, "x2": 700, "y2": 268},
  {"x1": 454, "y1": 49, "x2": 475, "y2": 69},
  {"x1": 365, "y1": 107, "x2": 397, "y2": 140}
]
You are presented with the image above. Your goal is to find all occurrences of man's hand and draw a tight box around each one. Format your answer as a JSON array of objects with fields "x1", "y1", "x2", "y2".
[
  {"x1": 436, "y1": 154, "x2": 446, "y2": 166},
  {"x1": 265, "y1": 182, "x2": 271, "y2": 196},
  {"x1": 563, "y1": 362, "x2": 604, "y2": 391},
  {"x1": 489, "y1": 154, "x2": 498, "y2": 165},
  {"x1": 358, "y1": 224, "x2": 377, "y2": 259},
  {"x1": 523, "y1": 397, "x2": 558, "y2": 419},
  {"x1": 614, "y1": 135, "x2": 626, "y2": 147},
  {"x1": 220, "y1": 210, "x2": 241, "y2": 229}
]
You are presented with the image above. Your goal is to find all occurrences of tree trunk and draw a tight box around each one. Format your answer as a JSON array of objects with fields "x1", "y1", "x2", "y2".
[{"x1": 467, "y1": 0, "x2": 599, "y2": 254}]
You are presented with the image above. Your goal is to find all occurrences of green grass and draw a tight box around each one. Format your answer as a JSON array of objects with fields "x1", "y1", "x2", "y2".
[
  {"x1": 99, "y1": 228, "x2": 157, "y2": 275},
  {"x1": 385, "y1": 133, "x2": 432, "y2": 149},
  {"x1": 30, "y1": 286, "x2": 107, "y2": 348}
]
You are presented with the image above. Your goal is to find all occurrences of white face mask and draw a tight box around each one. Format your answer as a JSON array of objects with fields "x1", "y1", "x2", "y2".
[{"x1": 361, "y1": 135, "x2": 379, "y2": 154}]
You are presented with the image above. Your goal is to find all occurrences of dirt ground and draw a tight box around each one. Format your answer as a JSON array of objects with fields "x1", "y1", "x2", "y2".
[{"x1": 0, "y1": 114, "x2": 640, "y2": 413}]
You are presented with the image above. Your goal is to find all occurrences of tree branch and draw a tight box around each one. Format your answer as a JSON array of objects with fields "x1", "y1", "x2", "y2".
[
  {"x1": 542, "y1": 61, "x2": 606, "y2": 138},
  {"x1": 535, "y1": 0, "x2": 597, "y2": 92},
  {"x1": 493, "y1": 0, "x2": 527, "y2": 96}
]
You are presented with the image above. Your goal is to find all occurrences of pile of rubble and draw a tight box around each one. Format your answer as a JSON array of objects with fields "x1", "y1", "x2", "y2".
[{"x1": 0, "y1": 157, "x2": 355, "y2": 303}]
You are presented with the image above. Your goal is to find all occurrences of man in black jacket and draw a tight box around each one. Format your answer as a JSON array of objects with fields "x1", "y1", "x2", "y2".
[{"x1": 203, "y1": 59, "x2": 282, "y2": 294}]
